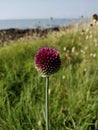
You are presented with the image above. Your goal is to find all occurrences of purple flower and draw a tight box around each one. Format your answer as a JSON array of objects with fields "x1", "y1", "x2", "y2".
[
  {"x1": 62, "y1": 109, "x2": 68, "y2": 115},
  {"x1": 34, "y1": 46, "x2": 61, "y2": 77},
  {"x1": 92, "y1": 13, "x2": 98, "y2": 20}
]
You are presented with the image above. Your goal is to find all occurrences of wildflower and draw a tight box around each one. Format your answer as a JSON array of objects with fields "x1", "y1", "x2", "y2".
[
  {"x1": 38, "y1": 120, "x2": 41, "y2": 126},
  {"x1": 81, "y1": 29, "x2": 85, "y2": 35},
  {"x1": 66, "y1": 53, "x2": 73, "y2": 59},
  {"x1": 62, "y1": 75, "x2": 65, "y2": 79},
  {"x1": 62, "y1": 109, "x2": 68, "y2": 115},
  {"x1": 81, "y1": 29, "x2": 85, "y2": 33},
  {"x1": 92, "y1": 13, "x2": 98, "y2": 21},
  {"x1": 63, "y1": 47, "x2": 66, "y2": 51},
  {"x1": 93, "y1": 53, "x2": 96, "y2": 58},
  {"x1": 90, "y1": 53, "x2": 96, "y2": 57},
  {"x1": 48, "y1": 88, "x2": 51, "y2": 95},
  {"x1": 93, "y1": 19, "x2": 97, "y2": 25},
  {"x1": 34, "y1": 46, "x2": 61, "y2": 77},
  {"x1": 71, "y1": 46, "x2": 75, "y2": 53},
  {"x1": 85, "y1": 35, "x2": 89, "y2": 40},
  {"x1": 90, "y1": 23, "x2": 93, "y2": 27}
]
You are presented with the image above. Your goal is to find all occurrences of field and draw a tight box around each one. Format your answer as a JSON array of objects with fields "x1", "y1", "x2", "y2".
[{"x1": 0, "y1": 22, "x2": 98, "y2": 130}]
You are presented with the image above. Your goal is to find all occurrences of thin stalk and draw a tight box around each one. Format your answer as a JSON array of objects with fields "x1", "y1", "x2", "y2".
[{"x1": 46, "y1": 76, "x2": 49, "y2": 130}]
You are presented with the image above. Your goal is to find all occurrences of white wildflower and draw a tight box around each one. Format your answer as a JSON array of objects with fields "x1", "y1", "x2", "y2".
[
  {"x1": 38, "y1": 120, "x2": 41, "y2": 126},
  {"x1": 48, "y1": 89, "x2": 51, "y2": 95},
  {"x1": 63, "y1": 47, "x2": 66, "y2": 51},
  {"x1": 62, "y1": 75, "x2": 65, "y2": 79},
  {"x1": 71, "y1": 46, "x2": 75, "y2": 53},
  {"x1": 93, "y1": 53, "x2": 96, "y2": 58},
  {"x1": 89, "y1": 34, "x2": 93, "y2": 39},
  {"x1": 86, "y1": 35, "x2": 89, "y2": 40},
  {"x1": 90, "y1": 53, "x2": 93, "y2": 57}
]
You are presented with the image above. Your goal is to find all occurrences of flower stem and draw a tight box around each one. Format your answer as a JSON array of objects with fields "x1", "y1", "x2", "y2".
[{"x1": 46, "y1": 76, "x2": 49, "y2": 130}]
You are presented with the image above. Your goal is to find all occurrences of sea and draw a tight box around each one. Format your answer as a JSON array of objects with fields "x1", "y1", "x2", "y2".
[{"x1": 0, "y1": 18, "x2": 81, "y2": 30}]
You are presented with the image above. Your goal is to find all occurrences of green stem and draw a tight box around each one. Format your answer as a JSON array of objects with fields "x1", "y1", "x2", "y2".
[{"x1": 46, "y1": 76, "x2": 49, "y2": 130}]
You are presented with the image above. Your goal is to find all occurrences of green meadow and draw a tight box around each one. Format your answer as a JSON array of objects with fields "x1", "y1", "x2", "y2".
[{"x1": 0, "y1": 23, "x2": 98, "y2": 130}]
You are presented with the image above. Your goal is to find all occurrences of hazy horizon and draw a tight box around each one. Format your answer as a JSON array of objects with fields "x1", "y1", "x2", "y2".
[{"x1": 0, "y1": 17, "x2": 87, "y2": 20}]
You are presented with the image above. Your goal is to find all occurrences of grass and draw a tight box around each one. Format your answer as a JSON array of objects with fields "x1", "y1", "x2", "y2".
[{"x1": 0, "y1": 23, "x2": 98, "y2": 130}]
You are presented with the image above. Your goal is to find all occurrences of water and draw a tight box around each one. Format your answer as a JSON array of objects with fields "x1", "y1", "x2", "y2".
[{"x1": 0, "y1": 18, "x2": 80, "y2": 30}]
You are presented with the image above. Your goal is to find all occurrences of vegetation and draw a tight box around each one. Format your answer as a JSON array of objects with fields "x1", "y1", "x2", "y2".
[{"x1": 0, "y1": 22, "x2": 98, "y2": 130}]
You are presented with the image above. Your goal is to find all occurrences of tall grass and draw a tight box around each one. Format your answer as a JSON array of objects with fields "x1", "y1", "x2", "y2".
[{"x1": 0, "y1": 23, "x2": 98, "y2": 130}]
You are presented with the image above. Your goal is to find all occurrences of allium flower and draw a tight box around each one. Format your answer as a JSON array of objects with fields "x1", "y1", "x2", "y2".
[
  {"x1": 92, "y1": 13, "x2": 98, "y2": 21},
  {"x1": 34, "y1": 46, "x2": 61, "y2": 77},
  {"x1": 62, "y1": 109, "x2": 68, "y2": 115}
]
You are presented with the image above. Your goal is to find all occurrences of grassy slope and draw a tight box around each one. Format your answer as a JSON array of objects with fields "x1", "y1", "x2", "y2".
[{"x1": 0, "y1": 23, "x2": 98, "y2": 130}]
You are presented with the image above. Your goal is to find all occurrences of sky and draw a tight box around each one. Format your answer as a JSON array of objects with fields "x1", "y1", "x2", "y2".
[{"x1": 0, "y1": 0, "x2": 98, "y2": 19}]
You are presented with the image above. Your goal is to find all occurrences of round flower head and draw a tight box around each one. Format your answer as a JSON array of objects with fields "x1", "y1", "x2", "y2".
[{"x1": 34, "y1": 47, "x2": 61, "y2": 77}]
